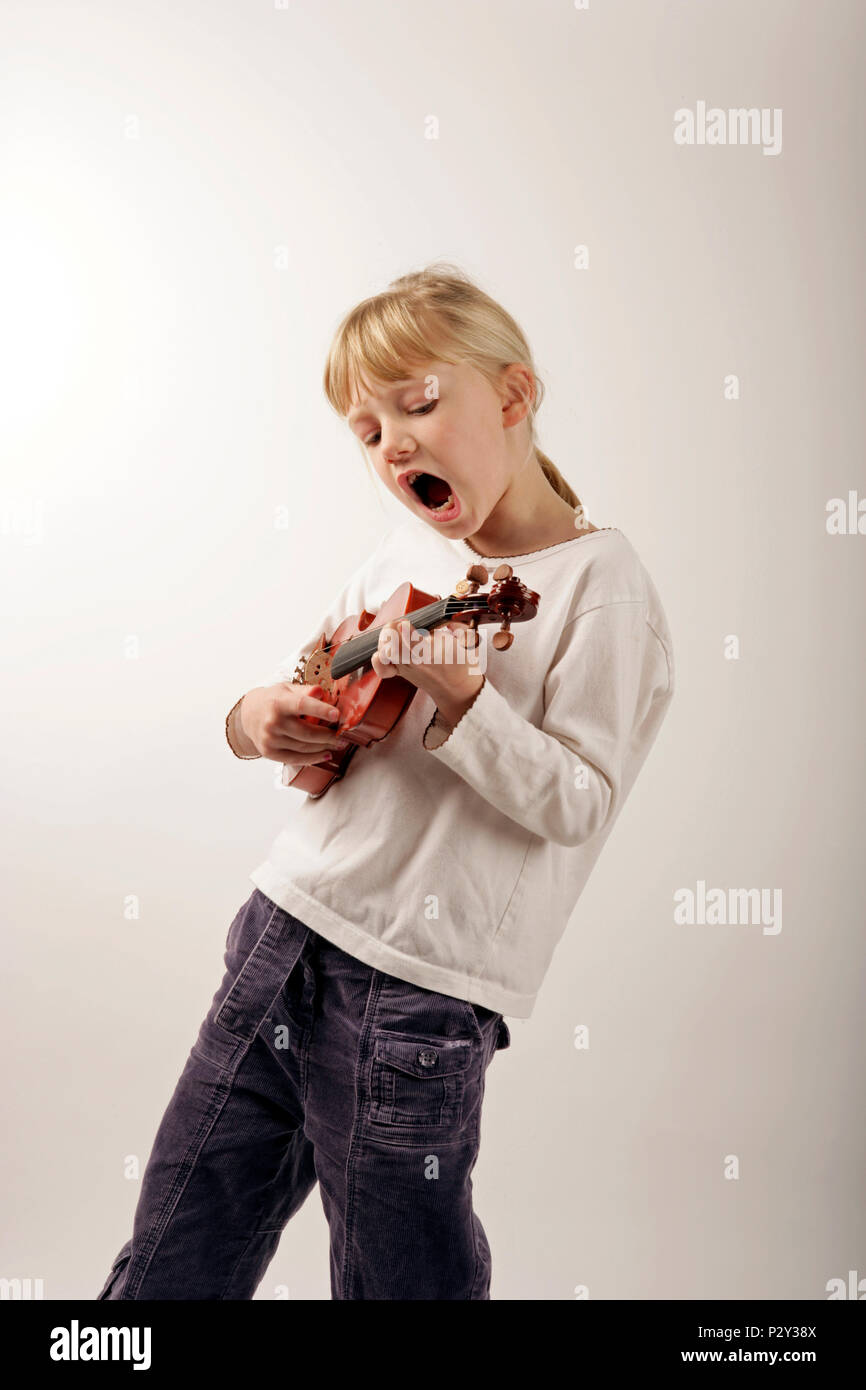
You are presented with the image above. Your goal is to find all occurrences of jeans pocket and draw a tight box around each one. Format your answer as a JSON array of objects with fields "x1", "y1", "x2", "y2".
[
  {"x1": 214, "y1": 900, "x2": 303, "y2": 1043},
  {"x1": 463, "y1": 1000, "x2": 511, "y2": 1056},
  {"x1": 96, "y1": 1239, "x2": 132, "y2": 1300},
  {"x1": 367, "y1": 1030, "x2": 472, "y2": 1140}
]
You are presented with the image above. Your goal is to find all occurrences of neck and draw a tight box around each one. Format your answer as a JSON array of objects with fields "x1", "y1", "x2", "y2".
[{"x1": 464, "y1": 468, "x2": 585, "y2": 559}]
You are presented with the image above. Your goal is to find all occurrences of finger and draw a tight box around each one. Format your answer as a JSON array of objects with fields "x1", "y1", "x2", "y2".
[
  {"x1": 375, "y1": 620, "x2": 397, "y2": 660},
  {"x1": 374, "y1": 619, "x2": 404, "y2": 675},
  {"x1": 371, "y1": 650, "x2": 395, "y2": 680},
  {"x1": 444, "y1": 620, "x2": 478, "y2": 650},
  {"x1": 433, "y1": 624, "x2": 467, "y2": 652},
  {"x1": 282, "y1": 709, "x2": 344, "y2": 740},
  {"x1": 382, "y1": 616, "x2": 414, "y2": 645},
  {"x1": 270, "y1": 725, "x2": 344, "y2": 750},
  {"x1": 284, "y1": 749, "x2": 340, "y2": 768},
  {"x1": 290, "y1": 687, "x2": 341, "y2": 722}
]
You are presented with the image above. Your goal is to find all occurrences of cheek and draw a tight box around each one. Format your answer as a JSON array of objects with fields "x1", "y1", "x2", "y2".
[
  {"x1": 371, "y1": 460, "x2": 394, "y2": 490},
  {"x1": 444, "y1": 409, "x2": 498, "y2": 462},
  {"x1": 377, "y1": 466, "x2": 411, "y2": 506},
  {"x1": 434, "y1": 417, "x2": 486, "y2": 474}
]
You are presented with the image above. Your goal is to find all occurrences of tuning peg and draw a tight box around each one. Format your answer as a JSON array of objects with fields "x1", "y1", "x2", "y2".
[
  {"x1": 492, "y1": 618, "x2": 514, "y2": 651},
  {"x1": 493, "y1": 564, "x2": 513, "y2": 581},
  {"x1": 454, "y1": 563, "x2": 490, "y2": 598}
]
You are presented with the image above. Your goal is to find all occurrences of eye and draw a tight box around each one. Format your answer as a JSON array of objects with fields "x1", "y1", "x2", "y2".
[{"x1": 362, "y1": 400, "x2": 435, "y2": 447}]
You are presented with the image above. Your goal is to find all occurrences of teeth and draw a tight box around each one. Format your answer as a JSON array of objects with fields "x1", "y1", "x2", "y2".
[{"x1": 402, "y1": 471, "x2": 455, "y2": 512}]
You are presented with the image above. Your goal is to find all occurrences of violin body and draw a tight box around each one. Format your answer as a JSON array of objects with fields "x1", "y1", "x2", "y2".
[
  {"x1": 282, "y1": 583, "x2": 436, "y2": 797},
  {"x1": 283, "y1": 566, "x2": 539, "y2": 798}
]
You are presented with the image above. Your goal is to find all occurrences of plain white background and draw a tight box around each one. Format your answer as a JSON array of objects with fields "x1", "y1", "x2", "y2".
[{"x1": 2, "y1": 0, "x2": 864, "y2": 1299}]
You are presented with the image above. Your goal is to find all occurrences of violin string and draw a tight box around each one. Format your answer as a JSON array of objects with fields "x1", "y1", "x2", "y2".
[
  {"x1": 321, "y1": 598, "x2": 442, "y2": 654},
  {"x1": 326, "y1": 599, "x2": 448, "y2": 655},
  {"x1": 325, "y1": 596, "x2": 485, "y2": 669}
]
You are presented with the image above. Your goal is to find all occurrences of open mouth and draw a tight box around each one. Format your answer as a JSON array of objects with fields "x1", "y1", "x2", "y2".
[{"x1": 402, "y1": 470, "x2": 461, "y2": 521}]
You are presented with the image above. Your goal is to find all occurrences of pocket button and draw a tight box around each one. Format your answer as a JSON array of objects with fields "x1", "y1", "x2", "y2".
[{"x1": 417, "y1": 1049, "x2": 438, "y2": 1068}]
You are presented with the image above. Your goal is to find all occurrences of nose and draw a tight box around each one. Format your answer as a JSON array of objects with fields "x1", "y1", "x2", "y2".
[
  {"x1": 380, "y1": 424, "x2": 416, "y2": 465},
  {"x1": 382, "y1": 442, "x2": 414, "y2": 467}
]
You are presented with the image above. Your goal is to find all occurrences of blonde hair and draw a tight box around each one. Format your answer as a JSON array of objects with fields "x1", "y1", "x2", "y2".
[{"x1": 322, "y1": 261, "x2": 581, "y2": 511}]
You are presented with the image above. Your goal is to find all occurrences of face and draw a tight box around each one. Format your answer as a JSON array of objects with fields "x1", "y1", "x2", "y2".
[{"x1": 346, "y1": 360, "x2": 528, "y2": 538}]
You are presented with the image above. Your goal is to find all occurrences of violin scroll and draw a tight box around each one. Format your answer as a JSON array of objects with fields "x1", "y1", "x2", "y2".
[{"x1": 452, "y1": 564, "x2": 534, "y2": 652}]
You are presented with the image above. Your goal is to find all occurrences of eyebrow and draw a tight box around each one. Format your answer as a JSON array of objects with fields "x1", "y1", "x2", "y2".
[{"x1": 347, "y1": 378, "x2": 423, "y2": 425}]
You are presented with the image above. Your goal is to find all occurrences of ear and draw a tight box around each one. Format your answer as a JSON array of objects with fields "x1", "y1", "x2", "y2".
[{"x1": 499, "y1": 363, "x2": 536, "y2": 428}]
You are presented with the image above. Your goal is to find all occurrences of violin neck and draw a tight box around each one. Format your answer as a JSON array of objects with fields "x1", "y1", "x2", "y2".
[{"x1": 330, "y1": 597, "x2": 475, "y2": 680}]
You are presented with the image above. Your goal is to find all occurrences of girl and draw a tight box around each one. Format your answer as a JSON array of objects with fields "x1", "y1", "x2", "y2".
[{"x1": 97, "y1": 262, "x2": 674, "y2": 1301}]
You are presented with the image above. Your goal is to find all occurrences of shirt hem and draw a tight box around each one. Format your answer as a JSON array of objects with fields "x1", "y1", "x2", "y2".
[{"x1": 248, "y1": 864, "x2": 535, "y2": 1019}]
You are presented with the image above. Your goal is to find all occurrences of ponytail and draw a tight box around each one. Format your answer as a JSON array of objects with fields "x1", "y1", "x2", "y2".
[{"x1": 536, "y1": 448, "x2": 580, "y2": 511}]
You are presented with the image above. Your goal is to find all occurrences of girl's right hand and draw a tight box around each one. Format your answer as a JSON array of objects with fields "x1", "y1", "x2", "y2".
[{"x1": 239, "y1": 683, "x2": 348, "y2": 766}]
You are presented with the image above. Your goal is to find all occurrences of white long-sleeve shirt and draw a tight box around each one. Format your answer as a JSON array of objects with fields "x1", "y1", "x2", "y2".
[{"x1": 237, "y1": 518, "x2": 674, "y2": 1018}]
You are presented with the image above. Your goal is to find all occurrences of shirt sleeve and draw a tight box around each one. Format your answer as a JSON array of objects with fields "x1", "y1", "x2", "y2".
[{"x1": 422, "y1": 599, "x2": 670, "y2": 848}]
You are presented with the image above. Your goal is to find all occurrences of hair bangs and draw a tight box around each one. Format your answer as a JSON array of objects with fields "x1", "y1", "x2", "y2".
[{"x1": 324, "y1": 295, "x2": 464, "y2": 418}]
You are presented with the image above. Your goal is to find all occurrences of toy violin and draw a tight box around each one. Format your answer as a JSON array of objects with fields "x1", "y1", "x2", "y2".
[{"x1": 283, "y1": 563, "x2": 540, "y2": 797}]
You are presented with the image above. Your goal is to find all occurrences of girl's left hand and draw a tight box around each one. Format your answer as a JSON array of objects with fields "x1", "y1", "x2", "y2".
[{"x1": 371, "y1": 618, "x2": 484, "y2": 726}]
